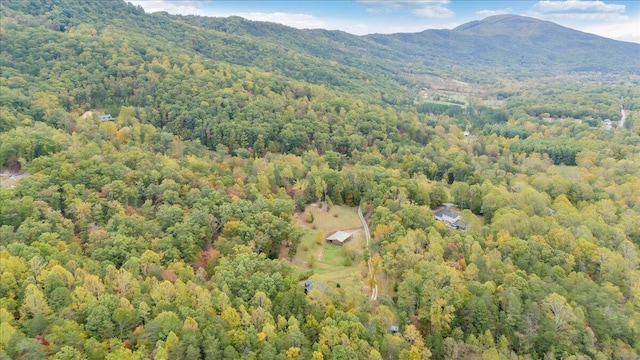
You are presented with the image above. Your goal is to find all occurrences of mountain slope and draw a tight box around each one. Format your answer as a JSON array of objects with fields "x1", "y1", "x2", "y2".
[
  {"x1": 0, "y1": 0, "x2": 413, "y2": 105},
  {"x1": 366, "y1": 14, "x2": 640, "y2": 76},
  {"x1": 169, "y1": 12, "x2": 640, "y2": 79},
  {"x1": 4, "y1": 0, "x2": 637, "y2": 92},
  {"x1": 452, "y1": 15, "x2": 640, "y2": 73}
]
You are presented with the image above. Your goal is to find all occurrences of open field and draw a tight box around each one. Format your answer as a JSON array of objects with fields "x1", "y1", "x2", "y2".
[
  {"x1": 302, "y1": 203, "x2": 362, "y2": 232},
  {"x1": 292, "y1": 204, "x2": 371, "y2": 300}
]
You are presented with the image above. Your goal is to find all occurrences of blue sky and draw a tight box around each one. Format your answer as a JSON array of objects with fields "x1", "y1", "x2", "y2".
[{"x1": 129, "y1": 1, "x2": 640, "y2": 43}]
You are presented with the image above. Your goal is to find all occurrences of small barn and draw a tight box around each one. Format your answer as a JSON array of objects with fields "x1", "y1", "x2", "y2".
[
  {"x1": 326, "y1": 231, "x2": 352, "y2": 246},
  {"x1": 98, "y1": 114, "x2": 114, "y2": 121}
]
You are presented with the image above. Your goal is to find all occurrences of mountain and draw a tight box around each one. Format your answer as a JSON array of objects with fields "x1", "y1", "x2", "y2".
[
  {"x1": 174, "y1": 13, "x2": 640, "y2": 80},
  {"x1": 451, "y1": 15, "x2": 640, "y2": 73},
  {"x1": 3, "y1": 1, "x2": 637, "y2": 96},
  {"x1": 366, "y1": 14, "x2": 640, "y2": 77},
  {"x1": 1, "y1": 0, "x2": 637, "y2": 144}
]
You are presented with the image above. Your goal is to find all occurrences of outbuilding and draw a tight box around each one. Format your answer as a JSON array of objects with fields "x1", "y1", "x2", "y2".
[{"x1": 326, "y1": 231, "x2": 352, "y2": 246}]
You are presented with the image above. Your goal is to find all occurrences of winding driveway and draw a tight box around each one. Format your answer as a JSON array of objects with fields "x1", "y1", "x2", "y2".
[{"x1": 358, "y1": 205, "x2": 378, "y2": 301}]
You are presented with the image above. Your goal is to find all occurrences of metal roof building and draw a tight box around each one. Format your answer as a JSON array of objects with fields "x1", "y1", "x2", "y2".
[{"x1": 326, "y1": 231, "x2": 352, "y2": 245}]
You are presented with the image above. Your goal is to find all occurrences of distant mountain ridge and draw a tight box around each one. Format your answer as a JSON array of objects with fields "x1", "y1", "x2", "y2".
[
  {"x1": 366, "y1": 14, "x2": 639, "y2": 76},
  {"x1": 180, "y1": 11, "x2": 640, "y2": 80},
  {"x1": 448, "y1": 14, "x2": 640, "y2": 72},
  {"x1": 2, "y1": 0, "x2": 639, "y2": 93}
]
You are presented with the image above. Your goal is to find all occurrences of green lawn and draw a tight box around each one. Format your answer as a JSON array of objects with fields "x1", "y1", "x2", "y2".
[
  {"x1": 321, "y1": 242, "x2": 347, "y2": 266},
  {"x1": 305, "y1": 203, "x2": 362, "y2": 234},
  {"x1": 292, "y1": 204, "x2": 371, "y2": 301}
]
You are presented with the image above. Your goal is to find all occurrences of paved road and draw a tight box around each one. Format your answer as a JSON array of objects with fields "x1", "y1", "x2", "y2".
[{"x1": 358, "y1": 205, "x2": 377, "y2": 301}]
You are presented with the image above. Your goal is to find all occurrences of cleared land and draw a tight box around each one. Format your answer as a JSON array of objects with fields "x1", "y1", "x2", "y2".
[
  {"x1": 0, "y1": 171, "x2": 29, "y2": 189},
  {"x1": 292, "y1": 204, "x2": 371, "y2": 301}
]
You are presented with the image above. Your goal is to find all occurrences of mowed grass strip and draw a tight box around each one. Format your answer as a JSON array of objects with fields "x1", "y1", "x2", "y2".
[{"x1": 321, "y1": 242, "x2": 347, "y2": 267}]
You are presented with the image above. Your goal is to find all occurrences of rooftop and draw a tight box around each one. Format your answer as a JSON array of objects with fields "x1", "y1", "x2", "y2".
[
  {"x1": 434, "y1": 209, "x2": 459, "y2": 220},
  {"x1": 326, "y1": 231, "x2": 352, "y2": 243}
]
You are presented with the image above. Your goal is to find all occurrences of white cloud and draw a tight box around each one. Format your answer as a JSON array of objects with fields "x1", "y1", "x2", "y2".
[
  {"x1": 235, "y1": 12, "x2": 325, "y2": 28},
  {"x1": 128, "y1": 1, "x2": 326, "y2": 30},
  {"x1": 523, "y1": 1, "x2": 640, "y2": 42},
  {"x1": 475, "y1": 8, "x2": 513, "y2": 17},
  {"x1": 128, "y1": 0, "x2": 203, "y2": 15},
  {"x1": 530, "y1": 0, "x2": 625, "y2": 15},
  {"x1": 526, "y1": 0, "x2": 628, "y2": 21},
  {"x1": 574, "y1": 15, "x2": 640, "y2": 43},
  {"x1": 358, "y1": 0, "x2": 454, "y2": 18},
  {"x1": 375, "y1": 21, "x2": 461, "y2": 34}
]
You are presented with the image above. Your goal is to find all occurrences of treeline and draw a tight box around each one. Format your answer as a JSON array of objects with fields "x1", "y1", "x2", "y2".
[
  {"x1": 510, "y1": 138, "x2": 581, "y2": 165},
  {"x1": 482, "y1": 124, "x2": 528, "y2": 139},
  {"x1": 417, "y1": 102, "x2": 463, "y2": 117},
  {"x1": 416, "y1": 102, "x2": 509, "y2": 130},
  {"x1": 0, "y1": 118, "x2": 447, "y2": 359},
  {"x1": 505, "y1": 87, "x2": 623, "y2": 120}
]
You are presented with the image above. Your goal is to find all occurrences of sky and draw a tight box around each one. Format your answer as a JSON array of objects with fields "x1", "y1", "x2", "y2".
[{"x1": 129, "y1": 0, "x2": 640, "y2": 43}]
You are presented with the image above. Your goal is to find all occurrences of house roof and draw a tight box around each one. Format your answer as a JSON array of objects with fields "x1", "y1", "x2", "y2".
[
  {"x1": 327, "y1": 231, "x2": 352, "y2": 243},
  {"x1": 434, "y1": 209, "x2": 459, "y2": 220}
]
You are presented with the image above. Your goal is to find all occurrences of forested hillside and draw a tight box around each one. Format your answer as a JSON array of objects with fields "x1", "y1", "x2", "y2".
[{"x1": 1, "y1": 0, "x2": 640, "y2": 359}]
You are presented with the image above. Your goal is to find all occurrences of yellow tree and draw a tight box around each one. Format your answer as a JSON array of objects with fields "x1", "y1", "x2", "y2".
[{"x1": 20, "y1": 284, "x2": 52, "y2": 319}]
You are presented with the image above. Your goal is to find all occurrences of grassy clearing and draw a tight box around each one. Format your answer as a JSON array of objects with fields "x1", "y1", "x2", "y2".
[
  {"x1": 424, "y1": 97, "x2": 467, "y2": 107},
  {"x1": 375, "y1": 269, "x2": 395, "y2": 299},
  {"x1": 304, "y1": 203, "x2": 362, "y2": 234},
  {"x1": 322, "y1": 243, "x2": 347, "y2": 266},
  {"x1": 292, "y1": 204, "x2": 371, "y2": 300}
]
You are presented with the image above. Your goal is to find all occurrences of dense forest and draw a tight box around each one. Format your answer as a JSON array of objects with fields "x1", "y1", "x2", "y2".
[{"x1": 1, "y1": 1, "x2": 640, "y2": 359}]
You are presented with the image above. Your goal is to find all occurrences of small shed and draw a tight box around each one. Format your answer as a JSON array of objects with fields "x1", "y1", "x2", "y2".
[
  {"x1": 98, "y1": 114, "x2": 114, "y2": 121},
  {"x1": 390, "y1": 325, "x2": 399, "y2": 334},
  {"x1": 326, "y1": 231, "x2": 352, "y2": 246},
  {"x1": 303, "y1": 280, "x2": 313, "y2": 294}
]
